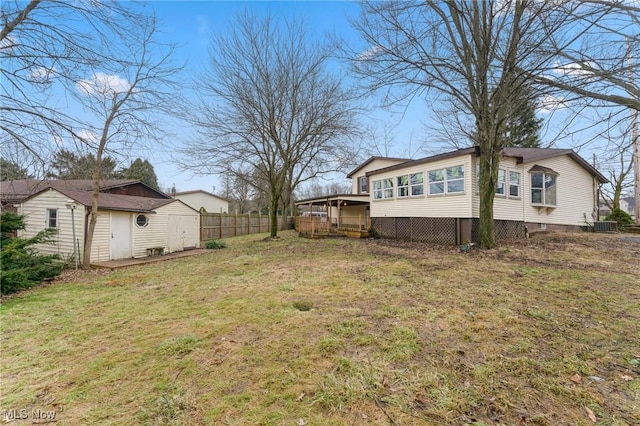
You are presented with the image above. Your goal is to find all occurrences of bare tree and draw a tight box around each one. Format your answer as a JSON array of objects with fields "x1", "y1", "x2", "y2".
[
  {"x1": 75, "y1": 16, "x2": 180, "y2": 268},
  {"x1": 183, "y1": 12, "x2": 359, "y2": 238},
  {"x1": 351, "y1": 0, "x2": 639, "y2": 247},
  {"x1": 352, "y1": 0, "x2": 561, "y2": 248},
  {"x1": 0, "y1": 1, "x2": 157, "y2": 165},
  {"x1": 598, "y1": 123, "x2": 635, "y2": 212}
]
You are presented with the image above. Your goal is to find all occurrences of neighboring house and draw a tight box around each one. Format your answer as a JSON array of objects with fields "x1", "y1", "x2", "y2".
[
  {"x1": 296, "y1": 148, "x2": 608, "y2": 244},
  {"x1": 173, "y1": 190, "x2": 229, "y2": 214},
  {"x1": 1, "y1": 179, "x2": 200, "y2": 262}
]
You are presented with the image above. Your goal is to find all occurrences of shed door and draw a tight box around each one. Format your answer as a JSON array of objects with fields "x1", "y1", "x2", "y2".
[
  {"x1": 168, "y1": 215, "x2": 199, "y2": 252},
  {"x1": 110, "y1": 212, "x2": 132, "y2": 259}
]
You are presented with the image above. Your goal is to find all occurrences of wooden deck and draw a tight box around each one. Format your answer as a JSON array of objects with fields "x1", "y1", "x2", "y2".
[{"x1": 295, "y1": 216, "x2": 370, "y2": 239}]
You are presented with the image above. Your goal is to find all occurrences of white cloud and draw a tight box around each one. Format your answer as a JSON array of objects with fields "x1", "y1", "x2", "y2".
[
  {"x1": 538, "y1": 94, "x2": 568, "y2": 115},
  {"x1": 77, "y1": 72, "x2": 131, "y2": 96},
  {"x1": 553, "y1": 61, "x2": 596, "y2": 77},
  {"x1": 356, "y1": 45, "x2": 383, "y2": 62},
  {"x1": 28, "y1": 66, "x2": 56, "y2": 82},
  {"x1": 75, "y1": 130, "x2": 98, "y2": 144}
]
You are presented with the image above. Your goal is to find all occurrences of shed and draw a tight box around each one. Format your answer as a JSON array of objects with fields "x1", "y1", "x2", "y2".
[{"x1": 18, "y1": 186, "x2": 200, "y2": 263}]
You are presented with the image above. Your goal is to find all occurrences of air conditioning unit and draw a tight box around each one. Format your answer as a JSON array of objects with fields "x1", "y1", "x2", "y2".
[{"x1": 593, "y1": 221, "x2": 618, "y2": 233}]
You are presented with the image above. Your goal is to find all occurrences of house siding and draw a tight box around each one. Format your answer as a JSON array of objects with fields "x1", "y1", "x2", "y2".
[
  {"x1": 19, "y1": 189, "x2": 85, "y2": 261},
  {"x1": 174, "y1": 192, "x2": 228, "y2": 213},
  {"x1": 472, "y1": 157, "x2": 526, "y2": 221},
  {"x1": 370, "y1": 155, "x2": 474, "y2": 218},
  {"x1": 351, "y1": 159, "x2": 408, "y2": 194},
  {"x1": 522, "y1": 155, "x2": 598, "y2": 227}
]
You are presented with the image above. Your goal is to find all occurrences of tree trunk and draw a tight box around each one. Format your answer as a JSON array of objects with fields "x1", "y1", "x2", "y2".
[
  {"x1": 478, "y1": 147, "x2": 500, "y2": 249},
  {"x1": 269, "y1": 189, "x2": 280, "y2": 238},
  {"x1": 82, "y1": 172, "x2": 101, "y2": 269}
]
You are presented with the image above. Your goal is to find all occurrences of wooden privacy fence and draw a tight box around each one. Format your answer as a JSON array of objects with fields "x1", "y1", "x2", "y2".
[{"x1": 201, "y1": 213, "x2": 279, "y2": 240}]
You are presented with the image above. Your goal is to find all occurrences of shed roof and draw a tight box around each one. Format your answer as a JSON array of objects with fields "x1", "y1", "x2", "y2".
[
  {"x1": 24, "y1": 187, "x2": 176, "y2": 213},
  {"x1": 0, "y1": 179, "x2": 170, "y2": 202}
]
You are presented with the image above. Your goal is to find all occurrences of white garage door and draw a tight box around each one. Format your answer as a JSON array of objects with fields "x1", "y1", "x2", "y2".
[{"x1": 168, "y1": 215, "x2": 199, "y2": 252}]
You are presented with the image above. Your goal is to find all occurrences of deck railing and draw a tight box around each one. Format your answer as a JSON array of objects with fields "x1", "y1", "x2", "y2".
[{"x1": 295, "y1": 216, "x2": 371, "y2": 235}]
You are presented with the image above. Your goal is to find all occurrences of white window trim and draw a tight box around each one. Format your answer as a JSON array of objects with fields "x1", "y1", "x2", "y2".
[
  {"x1": 46, "y1": 208, "x2": 58, "y2": 229},
  {"x1": 530, "y1": 171, "x2": 557, "y2": 207},
  {"x1": 475, "y1": 165, "x2": 521, "y2": 199},
  {"x1": 428, "y1": 165, "x2": 465, "y2": 196},
  {"x1": 397, "y1": 175, "x2": 409, "y2": 198},
  {"x1": 372, "y1": 178, "x2": 395, "y2": 200}
]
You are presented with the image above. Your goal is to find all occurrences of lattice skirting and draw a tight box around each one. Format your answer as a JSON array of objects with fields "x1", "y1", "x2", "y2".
[{"x1": 371, "y1": 217, "x2": 525, "y2": 245}]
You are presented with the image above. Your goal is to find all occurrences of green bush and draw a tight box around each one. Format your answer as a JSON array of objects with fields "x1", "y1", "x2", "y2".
[
  {"x1": 205, "y1": 239, "x2": 226, "y2": 249},
  {"x1": 605, "y1": 207, "x2": 634, "y2": 226},
  {"x1": 1, "y1": 212, "x2": 65, "y2": 295}
]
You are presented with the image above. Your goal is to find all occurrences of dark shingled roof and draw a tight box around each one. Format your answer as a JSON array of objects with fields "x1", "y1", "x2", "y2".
[{"x1": 364, "y1": 147, "x2": 608, "y2": 183}]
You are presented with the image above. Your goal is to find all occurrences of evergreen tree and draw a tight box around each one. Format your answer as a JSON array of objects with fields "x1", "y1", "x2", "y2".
[
  {"x1": 117, "y1": 158, "x2": 159, "y2": 189},
  {"x1": 503, "y1": 79, "x2": 543, "y2": 148},
  {"x1": 47, "y1": 149, "x2": 118, "y2": 180},
  {"x1": 0, "y1": 158, "x2": 32, "y2": 180},
  {"x1": 1, "y1": 212, "x2": 64, "y2": 295}
]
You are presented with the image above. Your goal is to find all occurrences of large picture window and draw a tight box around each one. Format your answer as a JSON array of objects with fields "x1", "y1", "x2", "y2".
[
  {"x1": 531, "y1": 172, "x2": 556, "y2": 206},
  {"x1": 428, "y1": 165, "x2": 464, "y2": 195},
  {"x1": 372, "y1": 178, "x2": 394, "y2": 200}
]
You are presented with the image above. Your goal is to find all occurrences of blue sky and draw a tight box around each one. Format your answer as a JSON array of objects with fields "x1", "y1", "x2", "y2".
[
  {"x1": 146, "y1": 1, "x2": 433, "y2": 193},
  {"x1": 54, "y1": 1, "x2": 628, "y2": 194}
]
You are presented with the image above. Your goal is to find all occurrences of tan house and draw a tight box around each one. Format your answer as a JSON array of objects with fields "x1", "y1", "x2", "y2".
[
  {"x1": 173, "y1": 189, "x2": 229, "y2": 214},
  {"x1": 296, "y1": 148, "x2": 608, "y2": 243}
]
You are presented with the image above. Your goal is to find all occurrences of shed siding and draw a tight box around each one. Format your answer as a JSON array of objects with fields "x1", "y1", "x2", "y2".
[
  {"x1": 90, "y1": 211, "x2": 111, "y2": 262},
  {"x1": 19, "y1": 189, "x2": 85, "y2": 261},
  {"x1": 370, "y1": 155, "x2": 474, "y2": 218},
  {"x1": 131, "y1": 201, "x2": 200, "y2": 258},
  {"x1": 522, "y1": 156, "x2": 597, "y2": 226},
  {"x1": 174, "y1": 192, "x2": 228, "y2": 214},
  {"x1": 351, "y1": 159, "x2": 408, "y2": 194}
]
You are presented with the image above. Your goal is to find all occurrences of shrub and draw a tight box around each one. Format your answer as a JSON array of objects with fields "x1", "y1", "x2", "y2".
[
  {"x1": 1, "y1": 212, "x2": 65, "y2": 295},
  {"x1": 605, "y1": 207, "x2": 634, "y2": 226},
  {"x1": 205, "y1": 239, "x2": 226, "y2": 249}
]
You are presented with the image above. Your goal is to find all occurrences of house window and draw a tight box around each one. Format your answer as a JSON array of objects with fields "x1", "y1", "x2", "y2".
[
  {"x1": 372, "y1": 178, "x2": 394, "y2": 200},
  {"x1": 475, "y1": 165, "x2": 521, "y2": 199},
  {"x1": 509, "y1": 171, "x2": 521, "y2": 198},
  {"x1": 410, "y1": 172, "x2": 424, "y2": 196},
  {"x1": 358, "y1": 176, "x2": 368, "y2": 194},
  {"x1": 496, "y1": 169, "x2": 506, "y2": 195},
  {"x1": 46, "y1": 208, "x2": 57, "y2": 228},
  {"x1": 373, "y1": 180, "x2": 383, "y2": 200},
  {"x1": 136, "y1": 214, "x2": 149, "y2": 228},
  {"x1": 397, "y1": 175, "x2": 409, "y2": 197},
  {"x1": 428, "y1": 165, "x2": 464, "y2": 195},
  {"x1": 383, "y1": 178, "x2": 394, "y2": 198},
  {"x1": 531, "y1": 172, "x2": 556, "y2": 206}
]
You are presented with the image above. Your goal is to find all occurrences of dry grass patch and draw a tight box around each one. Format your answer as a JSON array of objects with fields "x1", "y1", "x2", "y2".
[{"x1": 1, "y1": 231, "x2": 639, "y2": 425}]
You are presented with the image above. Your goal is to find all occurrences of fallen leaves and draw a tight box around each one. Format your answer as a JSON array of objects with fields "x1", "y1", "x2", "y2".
[{"x1": 585, "y1": 406, "x2": 597, "y2": 423}]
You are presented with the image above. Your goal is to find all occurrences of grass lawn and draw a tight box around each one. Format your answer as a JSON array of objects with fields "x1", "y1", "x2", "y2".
[{"x1": 1, "y1": 230, "x2": 639, "y2": 425}]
